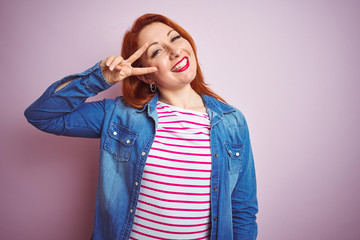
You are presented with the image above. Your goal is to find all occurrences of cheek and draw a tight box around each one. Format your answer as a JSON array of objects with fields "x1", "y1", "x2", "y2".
[
  {"x1": 153, "y1": 58, "x2": 169, "y2": 72},
  {"x1": 190, "y1": 56, "x2": 197, "y2": 71}
]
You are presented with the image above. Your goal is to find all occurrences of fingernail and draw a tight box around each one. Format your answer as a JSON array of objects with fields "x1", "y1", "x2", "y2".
[{"x1": 110, "y1": 65, "x2": 114, "y2": 71}]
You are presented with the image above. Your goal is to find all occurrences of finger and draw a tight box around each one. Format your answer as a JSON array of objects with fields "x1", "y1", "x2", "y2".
[
  {"x1": 113, "y1": 65, "x2": 122, "y2": 71},
  {"x1": 109, "y1": 56, "x2": 124, "y2": 71},
  {"x1": 105, "y1": 56, "x2": 117, "y2": 67},
  {"x1": 127, "y1": 43, "x2": 149, "y2": 64},
  {"x1": 132, "y1": 66, "x2": 158, "y2": 76}
]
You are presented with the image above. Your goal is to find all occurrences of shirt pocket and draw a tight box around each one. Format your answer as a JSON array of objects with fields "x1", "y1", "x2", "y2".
[
  {"x1": 104, "y1": 122, "x2": 137, "y2": 162},
  {"x1": 224, "y1": 142, "x2": 244, "y2": 174}
]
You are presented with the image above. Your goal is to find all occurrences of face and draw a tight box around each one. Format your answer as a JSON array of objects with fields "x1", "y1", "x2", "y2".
[{"x1": 137, "y1": 22, "x2": 197, "y2": 91}]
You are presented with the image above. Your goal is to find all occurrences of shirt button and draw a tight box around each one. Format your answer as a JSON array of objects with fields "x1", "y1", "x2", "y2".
[
  {"x1": 135, "y1": 181, "x2": 139, "y2": 186},
  {"x1": 213, "y1": 217, "x2": 218, "y2": 221},
  {"x1": 228, "y1": 150, "x2": 232, "y2": 154},
  {"x1": 141, "y1": 151, "x2": 146, "y2": 156},
  {"x1": 130, "y1": 208, "x2": 134, "y2": 213},
  {"x1": 150, "y1": 107, "x2": 153, "y2": 111},
  {"x1": 113, "y1": 131, "x2": 117, "y2": 136},
  {"x1": 126, "y1": 139, "x2": 131, "y2": 144},
  {"x1": 214, "y1": 153, "x2": 218, "y2": 158},
  {"x1": 235, "y1": 152, "x2": 240, "y2": 156},
  {"x1": 213, "y1": 186, "x2": 218, "y2": 191}
]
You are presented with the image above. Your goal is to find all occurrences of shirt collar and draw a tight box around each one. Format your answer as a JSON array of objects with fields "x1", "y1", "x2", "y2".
[
  {"x1": 201, "y1": 94, "x2": 236, "y2": 116},
  {"x1": 138, "y1": 93, "x2": 235, "y2": 116},
  {"x1": 136, "y1": 94, "x2": 159, "y2": 115}
]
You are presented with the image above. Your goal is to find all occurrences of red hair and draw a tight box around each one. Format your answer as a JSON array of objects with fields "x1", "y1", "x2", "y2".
[{"x1": 121, "y1": 13, "x2": 226, "y2": 108}]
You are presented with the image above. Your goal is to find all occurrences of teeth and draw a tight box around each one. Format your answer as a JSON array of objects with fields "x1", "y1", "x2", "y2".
[{"x1": 171, "y1": 58, "x2": 188, "y2": 72}]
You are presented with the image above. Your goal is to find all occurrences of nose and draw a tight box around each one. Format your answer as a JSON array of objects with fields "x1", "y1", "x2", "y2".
[{"x1": 168, "y1": 45, "x2": 181, "y2": 60}]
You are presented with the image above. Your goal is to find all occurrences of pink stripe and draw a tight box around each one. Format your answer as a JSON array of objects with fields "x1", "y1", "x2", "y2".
[
  {"x1": 138, "y1": 199, "x2": 210, "y2": 211},
  {"x1": 129, "y1": 237, "x2": 138, "y2": 240},
  {"x1": 157, "y1": 110, "x2": 205, "y2": 117},
  {"x1": 152, "y1": 140, "x2": 210, "y2": 149},
  {"x1": 146, "y1": 163, "x2": 211, "y2": 172},
  {"x1": 144, "y1": 170, "x2": 211, "y2": 180},
  {"x1": 140, "y1": 192, "x2": 210, "y2": 204},
  {"x1": 157, "y1": 110, "x2": 176, "y2": 114},
  {"x1": 142, "y1": 177, "x2": 210, "y2": 187},
  {"x1": 157, "y1": 129, "x2": 210, "y2": 136},
  {"x1": 132, "y1": 230, "x2": 210, "y2": 240},
  {"x1": 151, "y1": 147, "x2": 211, "y2": 157},
  {"x1": 155, "y1": 135, "x2": 210, "y2": 141},
  {"x1": 142, "y1": 185, "x2": 210, "y2": 195},
  {"x1": 148, "y1": 154, "x2": 211, "y2": 164},
  {"x1": 160, "y1": 120, "x2": 209, "y2": 127},
  {"x1": 160, "y1": 126, "x2": 208, "y2": 130},
  {"x1": 134, "y1": 222, "x2": 210, "y2": 235},
  {"x1": 158, "y1": 114, "x2": 177, "y2": 119},
  {"x1": 160, "y1": 126, "x2": 210, "y2": 130},
  {"x1": 137, "y1": 207, "x2": 210, "y2": 219},
  {"x1": 134, "y1": 214, "x2": 210, "y2": 227},
  {"x1": 156, "y1": 105, "x2": 168, "y2": 109},
  {"x1": 177, "y1": 111, "x2": 208, "y2": 118},
  {"x1": 157, "y1": 107, "x2": 208, "y2": 118},
  {"x1": 131, "y1": 229, "x2": 169, "y2": 240},
  {"x1": 157, "y1": 127, "x2": 210, "y2": 131}
]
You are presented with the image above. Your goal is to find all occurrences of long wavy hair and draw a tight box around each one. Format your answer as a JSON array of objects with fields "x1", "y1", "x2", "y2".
[{"x1": 121, "y1": 13, "x2": 226, "y2": 108}]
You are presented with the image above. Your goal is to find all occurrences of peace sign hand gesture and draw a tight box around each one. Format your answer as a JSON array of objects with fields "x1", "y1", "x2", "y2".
[{"x1": 100, "y1": 43, "x2": 157, "y2": 84}]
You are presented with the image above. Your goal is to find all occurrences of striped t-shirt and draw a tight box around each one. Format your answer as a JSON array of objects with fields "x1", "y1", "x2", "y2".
[{"x1": 129, "y1": 101, "x2": 212, "y2": 240}]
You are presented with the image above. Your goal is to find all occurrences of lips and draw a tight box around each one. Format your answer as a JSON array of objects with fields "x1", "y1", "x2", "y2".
[{"x1": 171, "y1": 57, "x2": 189, "y2": 72}]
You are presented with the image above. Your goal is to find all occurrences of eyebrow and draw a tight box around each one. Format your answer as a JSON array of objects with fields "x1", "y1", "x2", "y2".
[
  {"x1": 167, "y1": 30, "x2": 174, "y2": 36},
  {"x1": 146, "y1": 30, "x2": 175, "y2": 55}
]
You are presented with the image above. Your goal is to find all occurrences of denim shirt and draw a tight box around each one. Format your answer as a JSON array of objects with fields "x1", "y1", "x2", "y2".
[{"x1": 25, "y1": 61, "x2": 258, "y2": 240}]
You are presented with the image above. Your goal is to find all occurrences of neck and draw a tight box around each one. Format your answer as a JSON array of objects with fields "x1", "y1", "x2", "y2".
[{"x1": 158, "y1": 85, "x2": 206, "y2": 112}]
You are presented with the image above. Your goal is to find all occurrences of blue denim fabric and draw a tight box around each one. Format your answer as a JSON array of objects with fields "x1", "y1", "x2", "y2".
[{"x1": 25, "y1": 61, "x2": 258, "y2": 240}]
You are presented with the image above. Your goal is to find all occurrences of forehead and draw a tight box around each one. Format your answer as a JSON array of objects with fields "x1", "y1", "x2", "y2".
[{"x1": 138, "y1": 22, "x2": 174, "y2": 45}]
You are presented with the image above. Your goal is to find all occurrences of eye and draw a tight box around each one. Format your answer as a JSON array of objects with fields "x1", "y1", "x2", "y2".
[
  {"x1": 151, "y1": 49, "x2": 161, "y2": 58},
  {"x1": 171, "y1": 35, "x2": 181, "y2": 42}
]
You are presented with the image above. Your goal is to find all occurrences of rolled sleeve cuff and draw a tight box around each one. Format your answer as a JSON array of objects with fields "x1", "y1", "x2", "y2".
[{"x1": 82, "y1": 60, "x2": 114, "y2": 94}]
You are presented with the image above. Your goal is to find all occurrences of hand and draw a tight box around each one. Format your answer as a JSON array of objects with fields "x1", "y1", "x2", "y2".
[{"x1": 99, "y1": 43, "x2": 158, "y2": 84}]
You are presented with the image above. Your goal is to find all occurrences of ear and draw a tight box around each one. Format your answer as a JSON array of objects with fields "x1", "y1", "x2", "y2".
[{"x1": 136, "y1": 75, "x2": 155, "y2": 84}]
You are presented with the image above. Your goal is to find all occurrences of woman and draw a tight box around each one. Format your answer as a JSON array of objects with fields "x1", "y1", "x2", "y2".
[{"x1": 25, "y1": 14, "x2": 258, "y2": 240}]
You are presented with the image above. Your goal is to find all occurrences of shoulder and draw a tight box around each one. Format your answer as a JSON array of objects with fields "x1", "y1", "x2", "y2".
[
  {"x1": 103, "y1": 96, "x2": 133, "y2": 108},
  {"x1": 203, "y1": 95, "x2": 247, "y2": 127},
  {"x1": 224, "y1": 103, "x2": 247, "y2": 127}
]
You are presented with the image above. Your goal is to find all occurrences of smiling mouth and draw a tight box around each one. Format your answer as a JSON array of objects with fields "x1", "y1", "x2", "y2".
[{"x1": 171, "y1": 57, "x2": 189, "y2": 72}]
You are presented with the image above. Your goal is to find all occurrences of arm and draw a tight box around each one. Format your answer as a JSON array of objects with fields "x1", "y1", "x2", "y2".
[
  {"x1": 232, "y1": 117, "x2": 258, "y2": 239},
  {"x1": 24, "y1": 61, "x2": 113, "y2": 138},
  {"x1": 24, "y1": 43, "x2": 158, "y2": 138}
]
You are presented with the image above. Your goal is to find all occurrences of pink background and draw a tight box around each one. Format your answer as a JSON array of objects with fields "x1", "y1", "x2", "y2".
[{"x1": 1, "y1": 0, "x2": 360, "y2": 239}]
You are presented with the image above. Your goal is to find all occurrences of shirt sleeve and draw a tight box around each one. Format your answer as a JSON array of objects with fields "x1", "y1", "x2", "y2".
[
  {"x1": 231, "y1": 114, "x2": 258, "y2": 239},
  {"x1": 24, "y1": 61, "x2": 114, "y2": 138}
]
